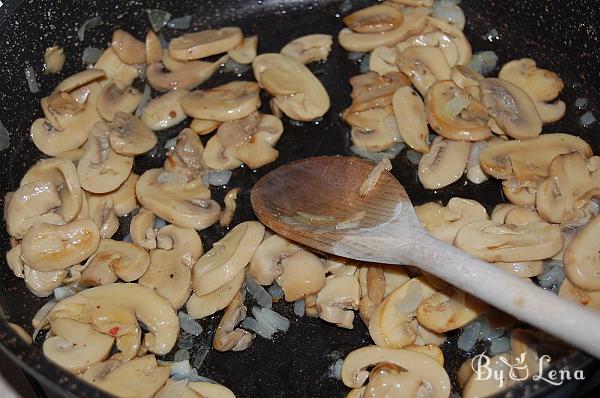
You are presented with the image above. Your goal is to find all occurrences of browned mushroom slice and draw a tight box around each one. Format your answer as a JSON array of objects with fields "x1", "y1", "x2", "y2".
[
  {"x1": 108, "y1": 112, "x2": 157, "y2": 156},
  {"x1": 316, "y1": 274, "x2": 360, "y2": 329},
  {"x1": 55, "y1": 69, "x2": 106, "y2": 92},
  {"x1": 190, "y1": 119, "x2": 220, "y2": 135},
  {"x1": 86, "y1": 192, "x2": 119, "y2": 238},
  {"x1": 5, "y1": 182, "x2": 63, "y2": 239},
  {"x1": 81, "y1": 239, "x2": 150, "y2": 286},
  {"x1": 343, "y1": 4, "x2": 405, "y2": 33},
  {"x1": 369, "y1": 46, "x2": 399, "y2": 75},
  {"x1": 345, "y1": 107, "x2": 402, "y2": 152},
  {"x1": 44, "y1": 45, "x2": 66, "y2": 74},
  {"x1": 146, "y1": 55, "x2": 228, "y2": 92},
  {"x1": 111, "y1": 29, "x2": 146, "y2": 65},
  {"x1": 392, "y1": 86, "x2": 429, "y2": 153},
  {"x1": 213, "y1": 290, "x2": 254, "y2": 352},
  {"x1": 94, "y1": 47, "x2": 139, "y2": 87},
  {"x1": 97, "y1": 83, "x2": 142, "y2": 122},
  {"x1": 186, "y1": 271, "x2": 245, "y2": 319},
  {"x1": 418, "y1": 136, "x2": 470, "y2": 190},
  {"x1": 280, "y1": 34, "x2": 333, "y2": 64},
  {"x1": 141, "y1": 89, "x2": 190, "y2": 131},
  {"x1": 397, "y1": 46, "x2": 452, "y2": 96},
  {"x1": 416, "y1": 287, "x2": 487, "y2": 333},
  {"x1": 181, "y1": 81, "x2": 261, "y2": 122},
  {"x1": 229, "y1": 35, "x2": 258, "y2": 64},
  {"x1": 347, "y1": 71, "x2": 410, "y2": 113},
  {"x1": 145, "y1": 30, "x2": 162, "y2": 64},
  {"x1": 564, "y1": 215, "x2": 600, "y2": 292},
  {"x1": 169, "y1": 27, "x2": 243, "y2": 60}
]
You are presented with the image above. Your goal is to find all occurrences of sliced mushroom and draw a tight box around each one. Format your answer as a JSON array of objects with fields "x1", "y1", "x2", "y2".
[
  {"x1": 169, "y1": 27, "x2": 243, "y2": 60},
  {"x1": 97, "y1": 83, "x2": 142, "y2": 122},
  {"x1": 41, "y1": 91, "x2": 85, "y2": 131},
  {"x1": 338, "y1": 11, "x2": 428, "y2": 52},
  {"x1": 111, "y1": 29, "x2": 146, "y2": 65},
  {"x1": 81, "y1": 355, "x2": 170, "y2": 398},
  {"x1": 348, "y1": 71, "x2": 410, "y2": 113},
  {"x1": 94, "y1": 47, "x2": 139, "y2": 87},
  {"x1": 6, "y1": 244, "x2": 24, "y2": 278},
  {"x1": 341, "y1": 345, "x2": 451, "y2": 397},
  {"x1": 44, "y1": 45, "x2": 66, "y2": 74},
  {"x1": 145, "y1": 30, "x2": 162, "y2": 64},
  {"x1": 276, "y1": 246, "x2": 326, "y2": 302},
  {"x1": 492, "y1": 260, "x2": 544, "y2": 278},
  {"x1": 213, "y1": 290, "x2": 254, "y2": 352},
  {"x1": 370, "y1": 46, "x2": 399, "y2": 75},
  {"x1": 228, "y1": 35, "x2": 258, "y2": 64},
  {"x1": 479, "y1": 78, "x2": 542, "y2": 139},
  {"x1": 190, "y1": 118, "x2": 220, "y2": 135},
  {"x1": 564, "y1": 215, "x2": 600, "y2": 291},
  {"x1": 425, "y1": 80, "x2": 491, "y2": 141},
  {"x1": 146, "y1": 55, "x2": 228, "y2": 92},
  {"x1": 416, "y1": 287, "x2": 487, "y2": 333},
  {"x1": 86, "y1": 192, "x2": 119, "y2": 238},
  {"x1": 414, "y1": 324, "x2": 447, "y2": 346},
  {"x1": 6, "y1": 182, "x2": 63, "y2": 239},
  {"x1": 415, "y1": 197, "x2": 488, "y2": 243},
  {"x1": 365, "y1": 362, "x2": 423, "y2": 397},
  {"x1": 108, "y1": 172, "x2": 139, "y2": 216},
  {"x1": 21, "y1": 220, "x2": 100, "y2": 272},
  {"x1": 346, "y1": 107, "x2": 402, "y2": 152},
  {"x1": 139, "y1": 225, "x2": 204, "y2": 309},
  {"x1": 404, "y1": 344, "x2": 444, "y2": 366},
  {"x1": 109, "y1": 112, "x2": 157, "y2": 156},
  {"x1": 248, "y1": 234, "x2": 299, "y2": 285},
  {"x1": 182, "y1": 81, "x2": 261, "y2": 122},
  {"x1": 220, "y1": 188, "x2": 240, "y2": 227},
  {"x1": 24, "y1": 265, "x2": 68, "y2": 297},
  {"x1": 77, "y1": 122, "x2": 133, "y2": 193},
  {"x1": 56, "y1": 148, "x2": 87, "y2": 164},
  {"x1": 130, "y1": 208, "x2": 158, "y2": 250},
  {"x1": 281, "y1": 34, "x2": 333, "y2": 64},
  {"x1": 559, "y1": 278, "x2": 600, "y2": 312},
  {"x1": 49, "y1": 283, "x2": 179, "y2": 355},
  {"x1": 499, "y1": 58, "x2": 565, "y2": 123},
  {"x1": 253, "y1": 53, "x2": 330, "y2": 121},
  {"x1": 136, "y1": 168, "x2": 220, "y2": 230},
  {"x1": 478, "y1": 133, "x2": 592, "y2": 182},
  {"x1": 316, "y1": 274, "x2": 360, "y2": 329},
  {"x1": 463, "y1": 353, "x2": 516, "y2": 398},
  {"x1": 186, "y1": 270, "x2": 245, "y2": 319},
  {"x1": 55, "y1": 69, "x2": 106, "y2": 92},
  {"x1": 44, "y1": 318, "x2": 114, "y2": 374},
  {"x1": 202, "y1": 137, "x2": 243, "y2": 170},
  {"x1": 142, "y1": 89, "x2": 190, "y2": 131},
  {"x1": 156, "y1": 379, "x2": 236, "y2": 398},
  {"x1": 193, "y1": 221, "x2": 264, "y2": 296},
  {"x1": 392, "y1": 86, "x2": 429, "y2": 153},
  {"x1": 344, "y1": 4, "x2": 405, "y2": 33},
  {"x1": 454, "y1": 220, "x2": 563, "y2": 262},
  {"x1": 504, "y1": 206, "x2": 544, "y2": 225},
  {"x1": 397, "y1": 46, "x2": 452, "y2": 96},
  {"x1": 80, "y1": 239, "x2": 150, "y2": 286},
  {"x1": 450, "y1": 65, "x2": 483, "y2": 99},
  {"x1": 418, "y1": 136, "x2": 471, "y2": 190}
]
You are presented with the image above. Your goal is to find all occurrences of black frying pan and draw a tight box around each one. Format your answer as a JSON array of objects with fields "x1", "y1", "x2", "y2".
[{"x1": 0, "y1": 0, "x2": 598, "y2": 397}]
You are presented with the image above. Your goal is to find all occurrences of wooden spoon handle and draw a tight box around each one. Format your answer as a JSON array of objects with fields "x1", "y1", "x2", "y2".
[{"x1": 405, "y1": 232, "x2": 600, "y2": 358}]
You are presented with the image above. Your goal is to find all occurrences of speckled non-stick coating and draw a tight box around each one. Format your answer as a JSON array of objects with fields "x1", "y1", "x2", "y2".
[{"x1": 0, "y1": 0, "x2": 598, "y2": 397}]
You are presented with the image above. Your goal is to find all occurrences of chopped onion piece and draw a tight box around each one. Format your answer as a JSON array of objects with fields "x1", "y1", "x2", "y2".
[
  {"x1": 468, "y1": 51, "x2": 499, "y2": 76},
  {"x1": 477, "y1": 315, "x2": 504, "y2": 341},
  {"x1": 77, "y1": 16, "x2": 103, "y2": 42},
  {"x1": 82, "y1": 47, "x2": 102, "y2": 65},
  {"x1": 433, "y1": 1, "x2": 465, "y2": 30},
  {"x1": 207, "y1": 170, "x2": 233, "y2": 186},
  {"x1": 359, "y1": 157, "x2": 392, "y2": 196},
  {"x1": 405, "y1": 149, "x2": 422, "y2": 165},
  {"x1": 24, "y1": 66, "x2": 40, "y2": 94},
  {"x1": 174, "y1": 348, "x2": 191, "y2": 362},
  {"x1": 0, "y1": 119, "x2": 10, "y2": 151},
  {"x1": 445, "y1": 95, "x2": 470, "y2": 117},
  {"x1": 457, "y1": 318, "x2": 481, "y2": 352},
  {"x1": 32, "y1": 300, "x2": 57, "y2": 341},
  {"x1": 122, "y1": 233, "x2": 133, "y2": 242},
  {"x1": 359, "y1": 54, "x2": 371, "y2": 73},
  {"x1": 178, "y1": 312, "x2": 203, "y2": 336},
  {"x1": 328, "y1": 359, "x2": 344, "y2": 380},
  {"x1": 537, "y1": 261, "x2": 565, "y2": 290},
  {"x1": 167, "y1": 15, "x2": 192, "y2": 30},
  {"x1": 193, "y1": 341, "x2": 211, "y2": 368},
  {"x1": 347, "y1": 52, "x2": 365, "y2": 61},
  {"x1": 482, "y1": 28, "x2": 500, "y2": 42},
  {"x1": 53, "y1": 285, "x2": 80, "y2": 300},
  {"x1": 154, "y1": 217, "x2": 167, "y2": 230},
  {"x1": 135, "y1": 84, "x2": 151, "y2": 117},
  {"x1": 575, "y1": 97, "x2": 589, "y2": 109},
  {"x1": 164, "y1": 137, "x2": 178, "y2": 151},
  {"x1": 293, "y1": 299, "x2": 305, "y2": 317},
  {"x1": 178, "y1": 333, "x2": 194, "y2": 349},
  {"x1": 246, "y1": 274, "x2": 272, "y2": 309},
  {"x1": 350, "y1": 142, "x2": 405, "y2": 162},
  {"x1": 268, "y1": 283, "x2": 284, "y2": 300},
  {"x1": 243, "y1": 307, "x2": 290, "y2": 339},
  {"x1": 580, "y1": 111, "x2": 597, "y2": 127},
  {"x1": 224, "y1": 59, "x2": 252, "y2": 75},
  {"x1": 147, "y1": 9, "x2": 172, "y2": 32},
  {"x1": 490, "y1": 335, "x2": 511, "y2": 355}
]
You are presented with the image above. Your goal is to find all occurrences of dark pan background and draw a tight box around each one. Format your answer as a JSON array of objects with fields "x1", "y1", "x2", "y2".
[{"x1": 0, "y1": 0, "x2": 598, "y2": 397}]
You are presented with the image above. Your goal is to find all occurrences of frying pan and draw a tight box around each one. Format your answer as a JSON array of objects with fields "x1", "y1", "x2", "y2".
[{"x1": 0, "y1": 0, "x2": 598, "y2": 397}]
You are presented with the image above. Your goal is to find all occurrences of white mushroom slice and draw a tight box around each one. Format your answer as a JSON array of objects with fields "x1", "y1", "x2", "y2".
[
  {"x1": 136, "y1": 168, "x2": 220, "y2": 230},
  {"x1": 454, "y1": 220, "x2": 563, "y2": 262},
  {"x1": 188, "y1": 381, "x2": 236, "y2": 398},
  {"x1": 156, "y1": 379, "x2": 235, "y2": 398},
  {"x1": 341, "y1": 345, "x2": 451, "y2": 397},
  {"x1": 559, "y1": 279, "x2": 600, "y2": 312},
  {"x1": 145, "y1": 30, "x2": 162, "y2": 64},
  {"x1": 44, "y1": 318, "x2": 114, "y2": 374},
  {"x1": 253, "y1": 53, "x2": 330, "y2": 121},
  {"x1": 316, "y1": 274, "x2": 360, "y2": 329},
  {"x1": 479, "y1": 78, "x2": 542, "y2": 139},
  {"x1": 397, "y1": 46, "x2": 452, "y2": 96},
  {"x1": 463, "y1": 353, "x2": 516, "y2": 398},
  {"x1": 348, "y1": 113, "x2": 402, "y2": 152},
  {"x1": 50, "y1": 283, "x2": 179, "y2": 354},
  {"x1": 404, "y1": 344, "x2": 444, "y2": 366},
  {"x1": 502, "y1": 206, "x2": 543, "y2": 225},
  {"x1": 41, "y1": 91, "x2": 85, "y2": 131},
  {"x1": 276, "y1": 247, "x2": 326, "y2": 302},
  {"x1": 478, "y1": 133, "x2": 592, "y2": 182},
  {"x1": 190, "y1": 118, "x2": 220, "y2": 135},
  {"x1": 228, "y1": 35, "x2": 258, "y2": 64},
  {"x1": 139, "y1": 225, "x2": 204, "y2": 309},
  {"x1": 6, "y1": 244, "x2": 24, "y2": 278},
  {"x1": 499, "y1": 58, "x2": 565, "y2": 123},
  {"x1": 106, "y1": 172, "x2": 139, "y2": 216},
  {"x1": 130, "y1": 208, "x2": 157, "y2": 250},
  {"x1": 415, "y1": 198, "x2": 488, "y2": 244},
  {"x1": 111, "y1": 29, "x2": 146, "y2": 65},
  {"x1": 220, "y1": 188, "x2": 240, "y2": 227},
  {"x1": 80, "y1": 239, "x2": 150, "y2": 286},
  {"x1": 6, "y1": 182, "x2": 63, "y2": 239},
  {"x1": 213, "y1": 290, "x2": 254, "y2": 352},
  {"x1": 21, "y1": 157, "x2": 83, "y2": 223},
  {"x1": 186, "y1": 270, "x2": 245, "y2": 319},
  {"x1": 181, "y1": 81, "x2": 261, "y2": 122},
  {"x1": 418, "y1": 136, "x2": 470, "y2": 190},
  {"x1": 164, "y1": 129, "x2": 206, "y2": 179},
  {"x1": 248, "y1": 234, "x2": 299, "y2": 285},
  {"x1": 416, "y1": 288, "x2": 487, "y2": 333},
  {"x1": 192, "y1": 221, "x2": 264, "y2": 296},
  {"x1": 202, "y1": 136, "x2": 243, "y2": 170},
  {"x1": 24, "y1": 266, "x2": 68, "y2": 297},
  {"x1": 536, "y1": 152, "x2": 600, "y2": 226},
  {"x1": 109, "y1": 112, "x2": 157, "y2": 156},
  {"x1": 450, "y1": 65, "x2": 483, "y2": 99},
  {"x1": 86, "y1": 192, "x2": 119, "y2": 238},
  {"x1": 344, "y1": 4, "x2": 405, "y2": 33},
  {"x1": 97, "y1": 83, "x2": 142, "y2": 122},
  {"x1": 90, "y1": 303, "x2": 142, "y2": 362},
  {"x1": 141, "y1": 89, "x2": 189, "y2": 131},
  {"x1": 564, "y1": 215, "x2": 600, "y2": 291},
  {"x1": 347, "y1": 71, "x2": 410, "y2": 113},
  {"x1": 280, "y1": 34, "x2": 333, "y2": 64},
  {"x1": 392, "y1": 86, "x2": 429, "y2": 153},
  {"x1": 146, "y1": 55, "x2": 228, "y2": 92},
  {"x1": 364, "y1": 362, "x2": 422, "y2": 397},
  {"x1": 44, "y1": 45, "x2": 66, "y2": 74},
  {"x1": 169, "y1": 27, "x2": 243, "y2": 61},
  {"x1": 338, "y1": 12, "x2": 428, "y2": 52},
  {"x1": 94, "y1": 47, "x2": 139, "y2": 87},
  {"x1": 370, "y1": 46, "x2": 399, "y2": 75},
  {"x1": 77, "y1": 122, "x2": 133, "y2": 193},
  {"x1": 425, "y1": 80, "x2": 491, "y2": 141},
  {"x1": 55, "y1": 69, "x2": 106, "y2": 92},
  {"x1": 21, "y1": 220, "x2": 101, "y2": 272},
  {"x1": 81, "y1": 355, "x2": 170, "y2": 398},
  {"x1": 56, "y1": 148, "x2": 87, "y2": 164},
  {"x1": 502, "y1": 180, "x2": 538, "y2": 207},
  {"x1": 490, "y1": 203, "x2": 518, "y2": 223}
]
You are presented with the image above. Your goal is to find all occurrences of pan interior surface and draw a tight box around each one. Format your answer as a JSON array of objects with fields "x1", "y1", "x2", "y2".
[{"x1": 0, "y1": 0, "x2": 598, "y2": 397}]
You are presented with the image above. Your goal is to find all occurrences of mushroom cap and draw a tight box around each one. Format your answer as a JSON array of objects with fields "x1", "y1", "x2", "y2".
[
  {"x1": 21, "y1": 219, "x2": 101, "y2": 272},
  {"x1": 192, "y1": 221, "x2": 265, "y2": 296},
  {"x1": 280, "y1": 34, "x2": 333, "y2": 64},
  {"x1": 316, "y1": 274, "x2": 360, "y2": 329},
  {"x1": 186, "y1": 270, "x2": 245, "y2": 319},
  {"x1": 213, "y1": 290, "x2": 253, "y2": 352},
  {"x1": 416, "y1": 288, "x2": 487, "y2": 333},
  {"x1": 81, "y1": 239, "x2": 150, "y2": 286},
  {"x1": 499, "y1": 58, "x2": 564, "y2": 102},
  {"x1": 418, "y1": 136, "x2": 471, "y2": 190},
  {"x1": 43, "y1": 318, "x2": 114, "y2": 374},
  {"x1": 136, "y1": 168, "x2": 220, "y2": 231},
  {"x1": 253, "y1": 53, "x2": 330, "y2": 121},
  {"x1": 169, "y1": 27, "x2": 243, "y2": 61},
  {"x1": 109, "y1": 112, "x2": 157, "y2": 156},
  {"x1": 276, "y1": 246, "x2": 326, "y2": 302},
  {"x1": 564, "y1": 214, "x2": 600, "y2": 291},
  {"x1": 97, "y1": 82, "x2": 142, "y2": 122},
  {"x1": 50, "y1": 283, "x2": 179, "y2": 355},
  {"x1": 146, "y1": 55, "x2": 228, "y2": 92},
  {"x1": 142, "y1": 89, "x2": 190, "y2": 131},
  {"x1": 229, "y1": 35, "x2": 258, "y2": 64}
]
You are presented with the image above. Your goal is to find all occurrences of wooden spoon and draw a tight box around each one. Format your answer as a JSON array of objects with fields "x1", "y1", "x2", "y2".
[{"x1": 251, "y1": 156, "x2": 600, "y2": 358}]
